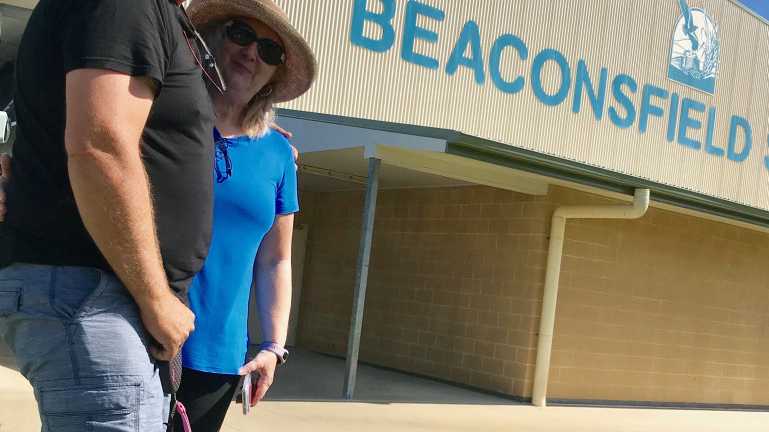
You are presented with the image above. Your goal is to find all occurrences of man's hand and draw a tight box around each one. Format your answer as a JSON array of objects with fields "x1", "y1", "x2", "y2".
[
  {"x1": 271, "y1": 122, "x2": 293, "y2": 140},
  {"x1": 239, "y1": 351, "x2": 278, "y2": 406},
  {"x1": 139, "y1": 292, "x2": 195, "y2": 361},
  {"x1": 270, "y1": 122, "x2": 300, "y2": 168},
  {"x1": 0, "y1": 154, "x2": 9, "y2": 222}
]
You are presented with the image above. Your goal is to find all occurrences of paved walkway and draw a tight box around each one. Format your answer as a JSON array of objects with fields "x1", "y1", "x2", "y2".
[
  {"x1": 221, "y1": 402, "x2": 769, "y2": 432},
  {"x1": 1, "y1": 347, "x2": 768, "y2": 432}
]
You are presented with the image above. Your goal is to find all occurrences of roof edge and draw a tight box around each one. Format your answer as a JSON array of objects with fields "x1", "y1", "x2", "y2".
[{"x1": 277, "y1": 108, "x2": 769, "y2": 229}]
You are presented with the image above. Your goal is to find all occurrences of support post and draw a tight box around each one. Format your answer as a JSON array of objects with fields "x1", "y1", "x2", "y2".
[{"x1": 343, "y1": 157, "x2": 381, "y2": 399}]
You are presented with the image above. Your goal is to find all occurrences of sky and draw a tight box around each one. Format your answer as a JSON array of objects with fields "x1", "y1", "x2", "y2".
[{"x1": 735, "y1": 0, "x2": 769, "y2": 21}]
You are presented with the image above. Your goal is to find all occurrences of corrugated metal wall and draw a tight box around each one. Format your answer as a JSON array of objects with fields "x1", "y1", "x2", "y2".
[{"x1": 276, "y1": 0, "x2": 769, "y2": 211}]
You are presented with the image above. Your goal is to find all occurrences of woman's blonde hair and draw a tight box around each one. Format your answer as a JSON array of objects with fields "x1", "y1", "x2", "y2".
[{"x1": 199, "y1": 20, "x2": 277, "y2": 138}]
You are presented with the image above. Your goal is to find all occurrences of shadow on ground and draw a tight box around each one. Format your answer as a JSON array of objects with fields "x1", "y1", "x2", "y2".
[{"x1": 264, "y1": 348, "x2": 520, "y2": 406}]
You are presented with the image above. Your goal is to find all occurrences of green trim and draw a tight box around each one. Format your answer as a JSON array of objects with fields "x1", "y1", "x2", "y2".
[
  {"x1": 447, "y1": 139, "x2": 769, "y2": 228},
  {"x1": 278, "y1": 109, "x2": 461, "y2": 141},
  {"x1": 278, "y1": 108, "x2": 769, "y2": 228}
]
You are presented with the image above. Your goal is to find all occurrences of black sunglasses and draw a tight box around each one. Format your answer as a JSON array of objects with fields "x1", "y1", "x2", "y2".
[
  {"x1": 225, "y1": 20, "x2": 286, "y2": 66},
  {"x1": 214, "y1": 135, "x2": 233, "y2": 183}
]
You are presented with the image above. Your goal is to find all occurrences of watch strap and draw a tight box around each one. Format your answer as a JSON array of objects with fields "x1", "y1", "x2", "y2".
[{"x1": 258, "y1": 341, "x2": 289, "y2": 364}]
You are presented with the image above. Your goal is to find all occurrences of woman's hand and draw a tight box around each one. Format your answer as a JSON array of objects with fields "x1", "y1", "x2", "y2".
[{"x1": 239, "y1": 350, "x2": 278, "y2": 406}]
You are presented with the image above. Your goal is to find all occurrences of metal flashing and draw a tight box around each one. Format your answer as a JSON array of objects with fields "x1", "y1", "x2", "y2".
[{"x1": 279, "y1": 108, "x2": 769, "y2": 228}]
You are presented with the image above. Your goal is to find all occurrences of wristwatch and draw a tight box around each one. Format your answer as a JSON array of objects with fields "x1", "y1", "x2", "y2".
[{"x1": 258, "y1": 341, "x2": 289, "y2": 365}]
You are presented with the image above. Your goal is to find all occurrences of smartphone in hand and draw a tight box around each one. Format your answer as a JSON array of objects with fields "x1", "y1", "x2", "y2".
[{"x1": 242, "y1": 373, "x2": 252, "y2": 415}]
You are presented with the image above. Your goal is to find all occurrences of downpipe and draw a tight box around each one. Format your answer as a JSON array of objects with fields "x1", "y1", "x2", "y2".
[{"x1": 532, "y1": 189, "x2": 650, "y2": 407}]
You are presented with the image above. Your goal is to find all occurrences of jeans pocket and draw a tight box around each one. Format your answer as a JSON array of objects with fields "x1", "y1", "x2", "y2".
[
  {"x1": 45, "y1": 411, "x2": 139, "y2": 432},
  {"x1": 50, "y1": 267, "x2": 105, "y2": 320},
  {"x1": 39, "y1": 381, "x2": 140, "y2": 432},
  {"x1": 0, "y1": 279, "x2": 21, "y2": 317}
]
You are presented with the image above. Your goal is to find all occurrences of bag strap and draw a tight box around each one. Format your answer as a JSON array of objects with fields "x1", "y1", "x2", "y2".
[{"x1": 175, "y1": 401, "x2": 193, "y2": 432}]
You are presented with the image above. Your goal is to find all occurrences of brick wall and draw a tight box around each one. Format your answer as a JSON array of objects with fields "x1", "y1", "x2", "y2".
[
  {"x1": 549, "y1": 188, "x2": 769, "y2": 405},
  {"x1": 296, "y1": 186, "x2": 548, "y2": 397},
  {"x1": 294, "y1": 189, "x2": 361, "y2": 355},
  {"x1": 295, "y1": 184, "x2": 769, "y2": 405}
]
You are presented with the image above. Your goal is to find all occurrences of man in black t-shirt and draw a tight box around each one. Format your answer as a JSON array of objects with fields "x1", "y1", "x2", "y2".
[{"x1": 0, "y1": 0, "x2": 215, "y2": 430}]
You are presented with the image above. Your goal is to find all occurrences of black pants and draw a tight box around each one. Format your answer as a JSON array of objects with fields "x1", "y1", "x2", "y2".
[{"x1": 172, "y1": 367, "x2": 241, "y2": 432}]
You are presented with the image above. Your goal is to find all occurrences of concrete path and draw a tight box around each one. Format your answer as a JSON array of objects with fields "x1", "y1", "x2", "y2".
[
  {"x1": 1, "y1": 347, "x2": 768, "y2": 432},
  {"x1": 221, "y1": 402, "x2": 769, "y2": 432}
]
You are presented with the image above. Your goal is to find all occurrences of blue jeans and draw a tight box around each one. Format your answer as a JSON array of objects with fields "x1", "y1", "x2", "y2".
[{"x1": 0, "y1": 264, "x2": 170, "y2": 431}]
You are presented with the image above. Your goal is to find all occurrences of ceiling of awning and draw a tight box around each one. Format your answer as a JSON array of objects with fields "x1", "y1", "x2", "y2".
[
  {"x1": 278, "y1": 115, "x2": 551, "y2": 195},
  {"x1": 0, "y1": 3, "x2": 31, "y2": 67},
  {"x1": 298, "y1": 147, "x2": 474, "y2": 192}
]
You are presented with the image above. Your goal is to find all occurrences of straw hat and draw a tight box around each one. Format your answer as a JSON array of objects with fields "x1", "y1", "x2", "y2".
[{"x1": 187, "y1": 0, "x2": 317, "y2": 103}]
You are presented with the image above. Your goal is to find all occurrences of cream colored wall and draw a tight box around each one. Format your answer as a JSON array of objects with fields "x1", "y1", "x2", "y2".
[
  {"x1": 296, "y1": 184, "x2": 769, "y2": 405},
  {"x1": 296, "y1": 186, "x2": 548, "y2": 397},
  {"x1": 0, "y1": 1, "x2": 37, "y2": 9},
  {"x1": 278, "y1": 0, "x2": 769, "y2": 211},
  {"x1": 550, "y1": 187, "x2": 769, "y2": 405}
]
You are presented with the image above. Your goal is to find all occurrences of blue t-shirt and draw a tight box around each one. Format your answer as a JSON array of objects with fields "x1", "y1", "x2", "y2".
[{"x1": 182, "y1": 128, "x2": 298, "y2": 375}]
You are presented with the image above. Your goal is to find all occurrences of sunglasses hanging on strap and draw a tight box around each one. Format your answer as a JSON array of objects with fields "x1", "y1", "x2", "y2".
[{"x1": 177, "y1": 0, "x2": 228, "y2": 94}]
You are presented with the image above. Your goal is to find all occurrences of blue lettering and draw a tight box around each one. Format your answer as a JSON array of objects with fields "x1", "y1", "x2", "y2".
[
  {"x1": 572, "y1": 60, "x2": 607, "y2": 121},
  {"x1": 728, "y1": 116, "x2": 752, "y2": 162},
  {"x1": 350, "y1": 0, "x2": 396, "y2": 52},
  {"x1": 608, "y1": 74, "x2": 637, "y2": 129},
  {"x1": 704, "y1": 107, "x2": 723, "y2": 157},
  {"x1": 489, "y1": 34, "x2": 528, "y2": 94},
  {"x1": 639, "y1": 84, "x2": 668, "y2": 134},
  {"x1": 677, "y1": 98, "x2": 705, "y2": 150},
  {"x1": 446, "y1": 21, "x2": 485, "y2": 85},
  {"x1": 765, "y1": 136, "x2": 769, "y2": 172},
  {"x1": 401, "y1": 0, "x2": 445, "y2": 69},
  {"x1": 531, "y1": 49, "x2": 571, "y2": 106},
  {"x1": 666, "y1": 93, "x2": 680, "y2": 143}
]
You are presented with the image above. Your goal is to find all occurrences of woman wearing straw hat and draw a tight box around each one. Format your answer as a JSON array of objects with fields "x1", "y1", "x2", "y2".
[{"x1": 172, "y1": 1, "x2": 316, "y2": 430}]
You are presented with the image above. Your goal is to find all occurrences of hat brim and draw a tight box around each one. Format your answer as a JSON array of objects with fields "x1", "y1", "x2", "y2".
[{"x1": 187, "y1": 0, "x2": 317, "y2": 103}]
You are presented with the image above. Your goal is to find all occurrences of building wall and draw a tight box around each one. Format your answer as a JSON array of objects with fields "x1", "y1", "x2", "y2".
[
  {"x1": 295, "y1": 184, "x2": 769, "y2": 405},
  {"x1": 551, "y1": 188, "x2": 769, "y2": 405},
  {"x1": 296, "y1": 186, "x2": 549, "y2": 397},
  {"x1": 279, "y1": 0, "x2": 769, "y2": 212}
]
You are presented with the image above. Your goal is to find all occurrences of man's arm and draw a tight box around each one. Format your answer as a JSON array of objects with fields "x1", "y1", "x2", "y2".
[
  {"x1": 239, "y1": 213, "x2": 294, "y2": 405},
  {"x1": 65, "y1": 69, "x2": 194, "y2": 361}
]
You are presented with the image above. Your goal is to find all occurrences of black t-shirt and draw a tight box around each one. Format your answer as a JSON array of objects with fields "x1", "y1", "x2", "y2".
[{"x1": 0, "y1": 0, "x2": 215, "y2": 297}]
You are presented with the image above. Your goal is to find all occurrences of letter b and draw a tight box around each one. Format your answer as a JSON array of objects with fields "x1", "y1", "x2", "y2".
[{"x1": 351, "y1": 0, "x2": 396, "y2": 52}]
